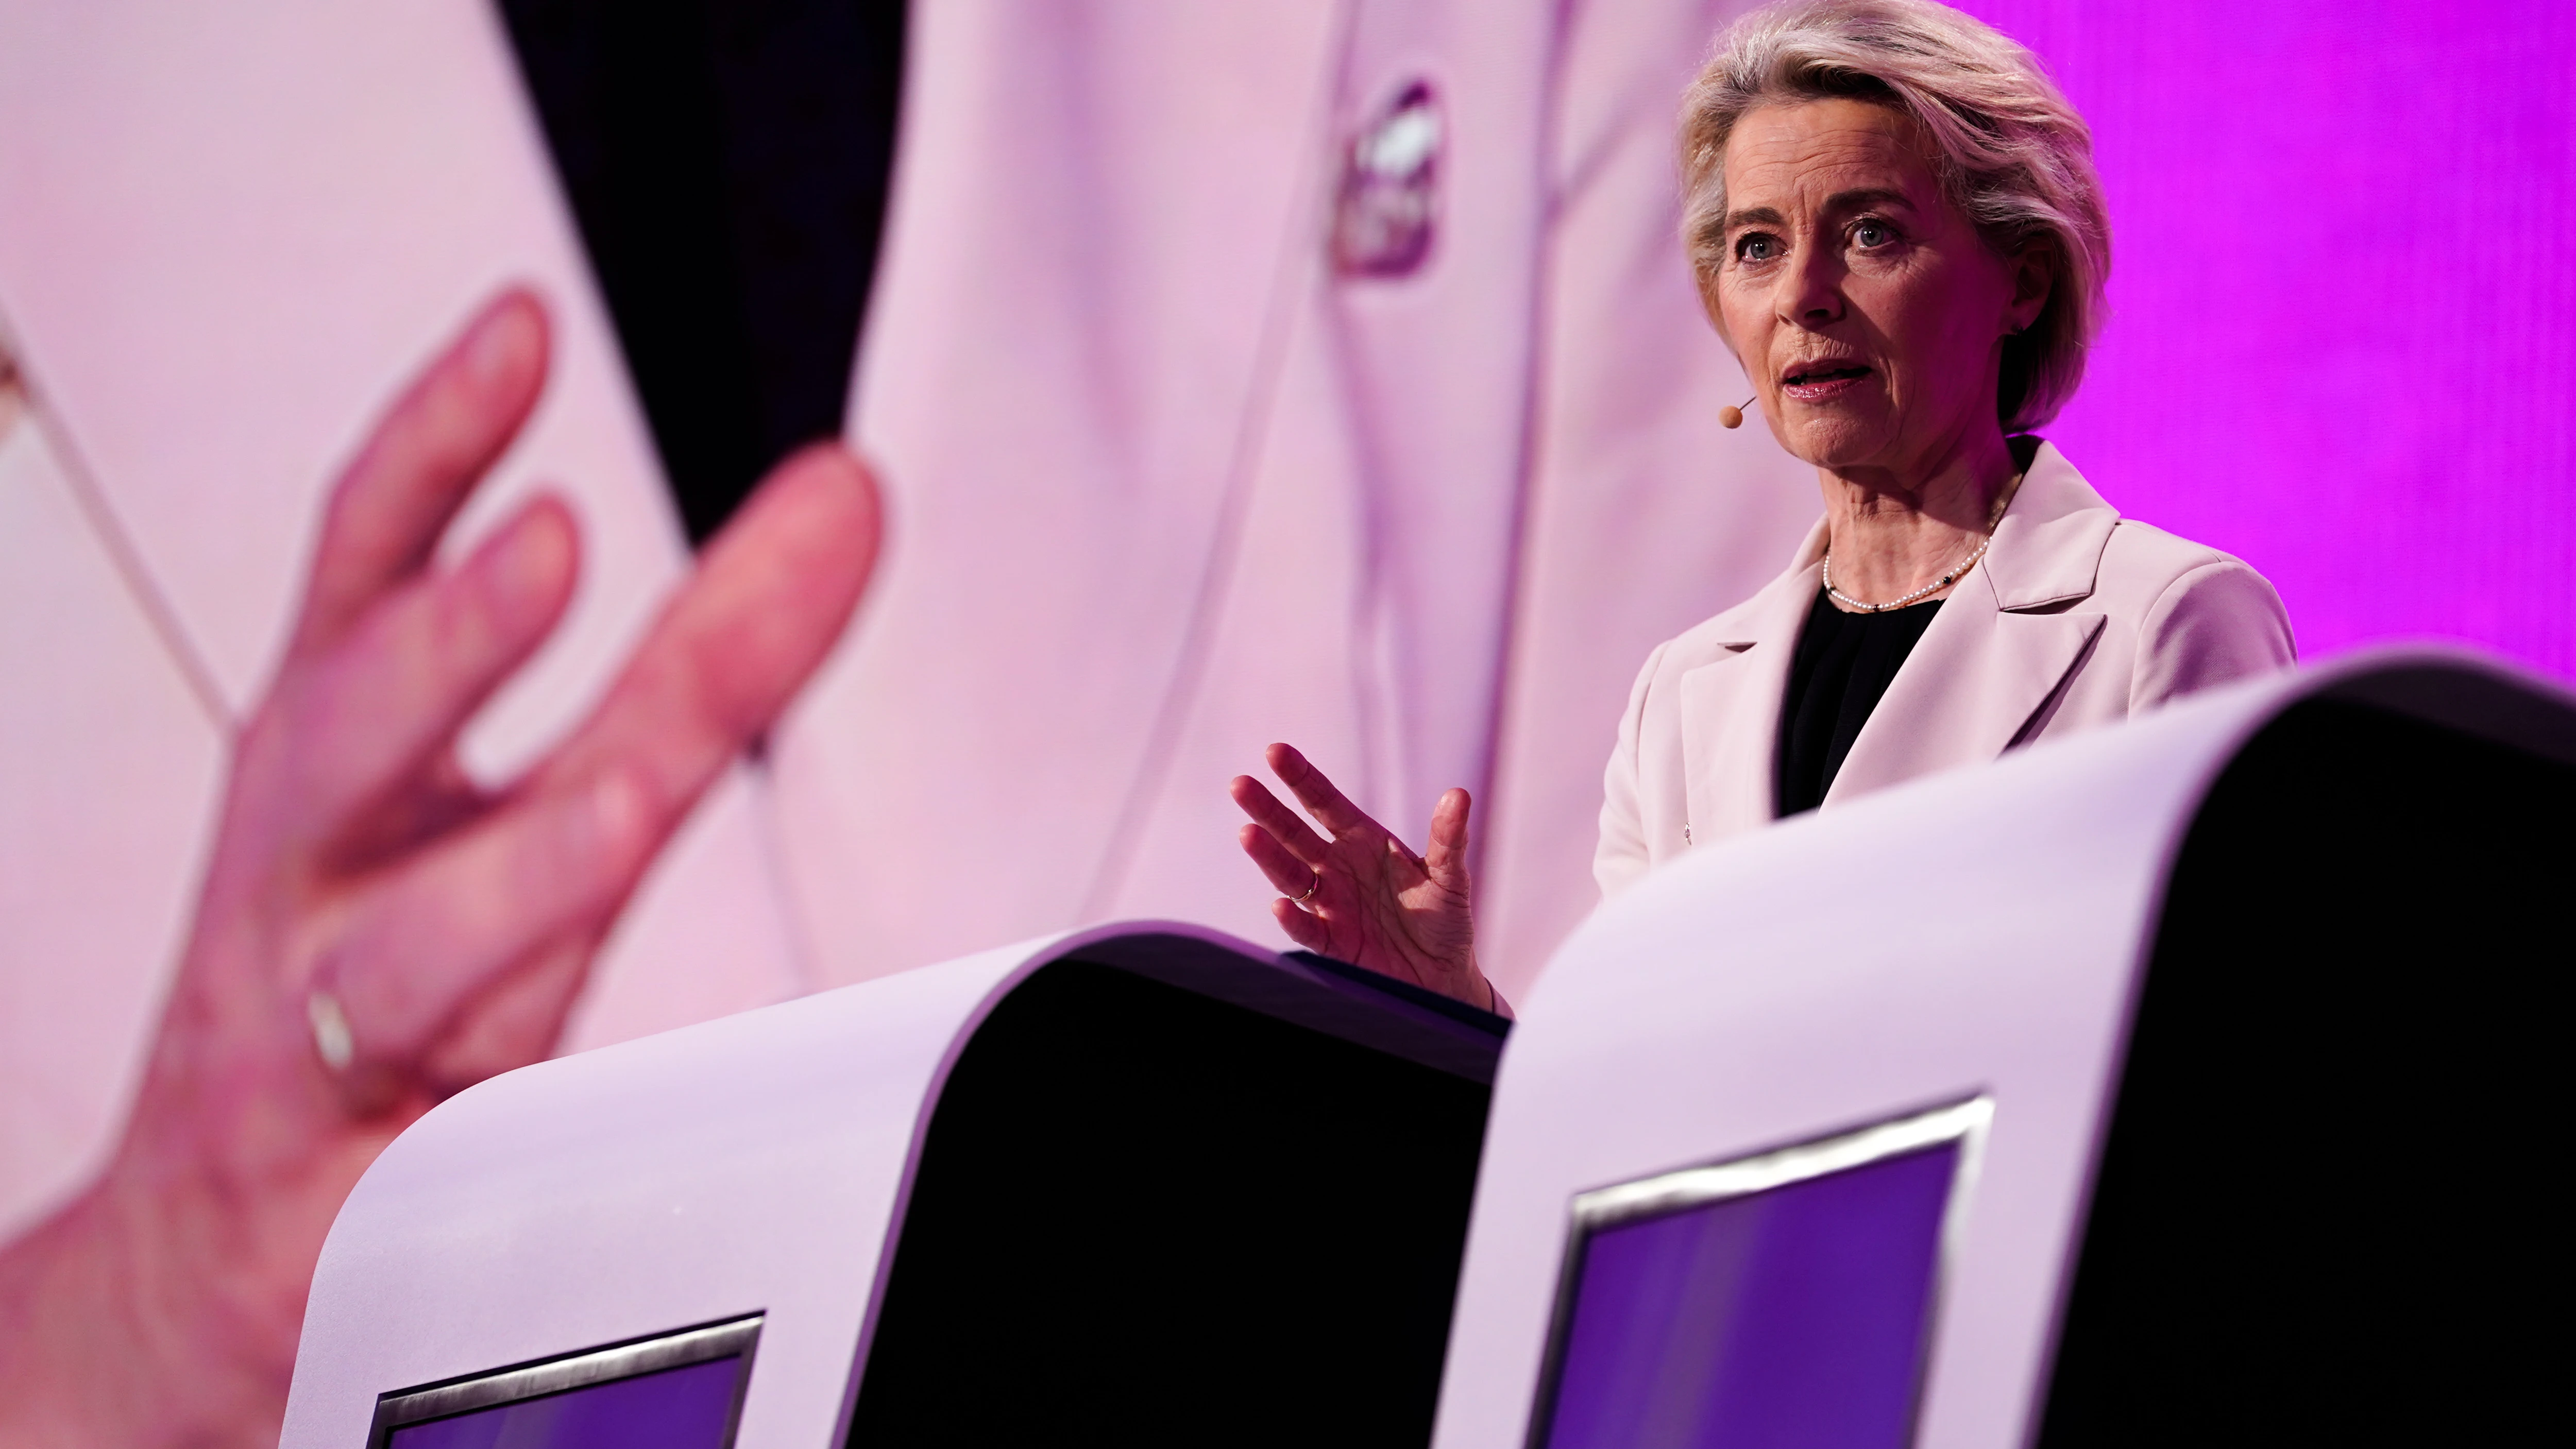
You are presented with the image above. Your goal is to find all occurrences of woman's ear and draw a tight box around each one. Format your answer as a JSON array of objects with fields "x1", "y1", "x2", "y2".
[{"x1": 2006, "y1": 244, "x2": 2055, "y2": 336}]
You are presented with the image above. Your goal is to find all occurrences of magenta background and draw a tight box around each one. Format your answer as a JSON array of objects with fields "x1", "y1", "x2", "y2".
[{"x1": 1953, "y1": 0, "x2": 2576, "y2": 677}]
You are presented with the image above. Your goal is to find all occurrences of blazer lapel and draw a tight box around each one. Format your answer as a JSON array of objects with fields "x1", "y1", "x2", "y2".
[
  {"x1": 1679, "y1": 525, "x2": 1827, "y2": 840},
  {"x1": 1826, "y1": 444, "x2": 2120, "y2": 804}
]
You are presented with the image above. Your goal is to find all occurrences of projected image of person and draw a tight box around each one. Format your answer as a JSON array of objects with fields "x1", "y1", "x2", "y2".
[
  {"x1": 0, "y1": 1, "x2": 1803, "y2": 1438},
  {"x1": 1230, "y1": 0, "x2": 2296, "y2": 1011},
  {"x1": 0, "y1": 293, "x2": 880, "y2": 1446}
]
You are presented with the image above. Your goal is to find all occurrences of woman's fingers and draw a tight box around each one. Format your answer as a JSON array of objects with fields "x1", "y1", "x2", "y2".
[
  {"x1": 321, "y1": 772, "x2": 653, "y2": 1066},
  {"x1": 1264, "y1": 742, "x2": 1382, "y2": 841},
  {"x1": 1269, "y1": 897, "x2": 1333, "y2": 954},
  {"x1": 1232, "y1": 747, "x2": 1479, "y2": 998},
  {"x1": 278, "y1": 497, "x2": 578, "y2": 834},
  {"x1": 1230, "y1": 774, "x2": 1331, "y2": 865},
  {"x1": 530, "y1": 444, "x2": 881, "y2": 848},
  {"x1": 294, "y1": 291, "x2": 550, "y2": 658},
  {"x1": 1238, "y1": 822, "x2": 1323, "y2": 899}
]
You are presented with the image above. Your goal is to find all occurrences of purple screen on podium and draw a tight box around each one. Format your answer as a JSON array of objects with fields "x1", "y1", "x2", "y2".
[
  {"x1": 386, "y1": 1353, "x2": 743, "y2": 1449},
  {"x1": 1538, "y1": 1142, "x2": 1959, "y2": 1449}
]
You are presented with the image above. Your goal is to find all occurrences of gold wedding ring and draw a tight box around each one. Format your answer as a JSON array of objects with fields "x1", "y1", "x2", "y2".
[
  {"x1": 307, "y1": 988, "x2": 356, "y2": 1073},
  {"x1": 1296, "y1": 873, "x2": 1321, "y2": 905}
]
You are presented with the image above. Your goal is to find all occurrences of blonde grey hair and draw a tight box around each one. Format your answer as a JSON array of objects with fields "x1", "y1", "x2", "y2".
[{"x1": 1679, "y1": 0, "x2": 2110, "y2": 432}]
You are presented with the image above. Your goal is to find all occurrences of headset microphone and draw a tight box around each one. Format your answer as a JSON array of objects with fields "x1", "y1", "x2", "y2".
[{"x1": 1719, "y1": 395, "x2": 1755, "y2": 429}]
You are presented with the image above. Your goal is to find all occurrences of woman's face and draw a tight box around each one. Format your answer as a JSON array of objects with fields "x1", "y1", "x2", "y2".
[{"x1": 1711, "y1": 98, "x2": 2048, "y2": 481}]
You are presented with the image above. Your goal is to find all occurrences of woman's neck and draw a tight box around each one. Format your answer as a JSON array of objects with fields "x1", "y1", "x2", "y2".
[{"x1": 1816, "y1": 424, "x2": 2023, "y2": 609}]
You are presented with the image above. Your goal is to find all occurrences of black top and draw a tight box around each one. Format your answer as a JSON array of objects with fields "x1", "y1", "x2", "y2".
[
  {"x1": 1775, "y1": 589, "x2": 1943, "y2": 817},
  {"x1": 499, "y1": 0, "x2": 908, "y2": 544}
]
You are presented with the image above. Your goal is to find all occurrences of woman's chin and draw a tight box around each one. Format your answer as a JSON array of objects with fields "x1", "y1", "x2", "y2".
[{"x1": 1782, "y1": 415, "x2": 1893, "y2": 472}]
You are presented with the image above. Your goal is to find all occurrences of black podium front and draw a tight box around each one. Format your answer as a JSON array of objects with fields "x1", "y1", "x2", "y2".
[{"x1": 849, "y1": 947, "x2": 1500, "y2": 1448}]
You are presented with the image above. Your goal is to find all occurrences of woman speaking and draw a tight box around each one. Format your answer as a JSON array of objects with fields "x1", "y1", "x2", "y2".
[{"x1": 1229, "y1": 0, "x2": 2294, "y2": 1013}]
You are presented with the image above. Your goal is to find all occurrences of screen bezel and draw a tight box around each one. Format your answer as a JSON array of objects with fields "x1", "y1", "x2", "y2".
[
  {"x1": 1522, "y1": 1097, "x2": 1994, "y2": 1449},
  {"x1": 365, "y1": 1312, "x2": 762, "y2": 1448}
]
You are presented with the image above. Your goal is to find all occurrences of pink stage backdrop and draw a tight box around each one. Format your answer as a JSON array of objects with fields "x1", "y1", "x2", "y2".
[{"x1": 1956, "y1": 0, "x2": 2575, "y2": 677}]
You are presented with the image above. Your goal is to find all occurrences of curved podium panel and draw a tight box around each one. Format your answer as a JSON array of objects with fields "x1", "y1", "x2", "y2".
[
  {"x1": 282, "y1": 926, "x2": 1504, "y2": 1449},
  {"x1": 1431, "y1": 646, "x2": 2575, "y2": 1449}
]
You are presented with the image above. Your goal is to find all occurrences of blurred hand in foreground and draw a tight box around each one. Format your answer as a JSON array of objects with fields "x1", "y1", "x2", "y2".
[
  {"x1": 0, "y1": 289, "x2": 882, "y2": 1447},
  {"x1": 1229, "y1": 743, "x2": 1501, "y2": 1014}
]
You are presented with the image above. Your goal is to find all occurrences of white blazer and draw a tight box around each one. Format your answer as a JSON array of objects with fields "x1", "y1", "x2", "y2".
[{"x1": 1596, "y1": 442, "x2": 2297, "y2": 897}]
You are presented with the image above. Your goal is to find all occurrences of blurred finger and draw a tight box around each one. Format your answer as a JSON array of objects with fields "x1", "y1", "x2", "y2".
[
  {"x1": 531, "y1": 444, "x2": 880, "y2": 839},
  {"x1": 322, "y1": 772, "x2": 651, "y2": 1063},
  {"x1": 1265, "y1": 742, "x2": 1380, "y2": 841},
  {"x1": 1239, "y1": 822, "x2": 1323, "y2": 899},
  {"x1": 283, "y1": 498, "x2": 577, "y2": 832},
  {"x1": 414, "y1": 935, "x2": 594, "y2": 1093},
  {"x1": 295, "y1": 291, "x2": 551, "y2": 655},
  {"x1": 345, "y1": 447, "x2": 876, "y2": 1094},
  {"x1": 1230, "y1": 775, "x2": 1330, "y2": 865}
]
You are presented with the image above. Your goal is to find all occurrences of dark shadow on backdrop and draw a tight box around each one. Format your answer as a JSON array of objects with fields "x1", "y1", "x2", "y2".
[{"x1": 496, "y1": 0, "x2": 906, "y2": 544}]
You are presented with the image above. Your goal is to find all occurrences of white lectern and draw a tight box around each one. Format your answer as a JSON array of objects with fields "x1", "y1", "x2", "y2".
[
  {"x1": 280, "y1": 927, "x2": 1505, "y2": 1448},
  {"x1": 1431, "y1": 646, "x2": 2573, "y2": 1449}
]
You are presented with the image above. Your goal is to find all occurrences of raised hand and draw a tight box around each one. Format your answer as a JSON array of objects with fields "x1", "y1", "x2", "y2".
[
  {"x1": 1229, "y1": 743, "x2": 1498, "y2": 1012},
  {"x1": 0, "y1": 288, "x2": 880, "y2": 1447}
]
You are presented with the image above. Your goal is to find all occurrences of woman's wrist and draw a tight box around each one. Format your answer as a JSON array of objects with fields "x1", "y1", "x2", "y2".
[
  {"x1": 0, "y1": 1046, "x2": 395, "y2": 1448},
  {"x1": 0, "y1": 1188, "x2": 174, "y2": 1446},
  {"x1": 0, "y1": 1174, "x2": 292, "y2": 1448}
]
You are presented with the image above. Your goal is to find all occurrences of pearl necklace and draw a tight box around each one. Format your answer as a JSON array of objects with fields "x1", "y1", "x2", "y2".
[{"x1": 1819, "y1": 474, "x2": 2020, "y2": 615}]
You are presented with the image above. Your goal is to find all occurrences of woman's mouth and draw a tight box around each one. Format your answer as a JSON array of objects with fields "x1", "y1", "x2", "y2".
[{"x1": 1782, "y1": 364, "x2": 1872, "y2": 402}]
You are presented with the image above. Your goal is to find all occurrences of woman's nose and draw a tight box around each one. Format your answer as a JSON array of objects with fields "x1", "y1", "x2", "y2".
[{"x1": 1781, "y1": 247, "x2": 1845, "y2": 326}]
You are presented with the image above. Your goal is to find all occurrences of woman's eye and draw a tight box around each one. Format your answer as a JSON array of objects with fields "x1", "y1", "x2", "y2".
[
  {"x1": 1734, "y1": 233, "x2": 1779, "y2": 263},
  {"x1": 1853, "y1": 220, "x2": 1894, "y2": 249}
]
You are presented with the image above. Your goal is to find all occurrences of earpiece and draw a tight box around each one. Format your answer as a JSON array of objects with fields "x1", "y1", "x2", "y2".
[{"x1": 1719, "y1": 394, "x2": 1754, "y2": 429}]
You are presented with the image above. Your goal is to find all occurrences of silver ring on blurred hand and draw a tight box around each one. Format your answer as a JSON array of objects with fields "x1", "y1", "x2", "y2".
[
  {"x1": 307, "y1": 988, "x2": 356, "y2": 1073},
  {"x1": 1296, "y1": 872, "x2": 1321, "y2": 905}
]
